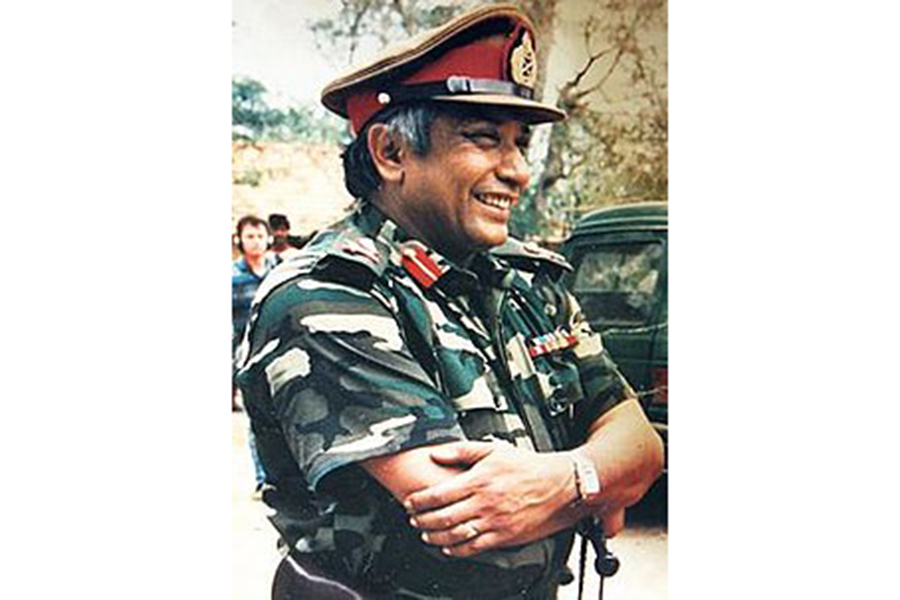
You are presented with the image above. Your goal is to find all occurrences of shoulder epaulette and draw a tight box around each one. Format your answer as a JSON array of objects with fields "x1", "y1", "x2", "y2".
[
  {"x1": 489, "y1": 238, "x2": 572, "y2": 274},
  {"x1": 236, "y1": 225, "x2": 390, "y2": 373},
  {"x1": 249, "y1": 225, "x2": 386, "y2": 307},
  {"x1": 325, "y1": 233, "x2": 389, "y2": 275}
]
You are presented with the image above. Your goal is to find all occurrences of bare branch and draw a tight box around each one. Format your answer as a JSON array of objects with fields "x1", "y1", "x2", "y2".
[
  {"x1": 391, "y1": 0, "x2": 416, "y2": 35},
  {"x1": 345, "y1": 0, "x2": 375, "y2": 63},
  {"x1": 567, "y1": 46, "x2": 616, "y2": 92},
  {"x1": 562, "y1": 152, "x2": 589, "y2": 182},
  {"x1": 571, "y1": 46, "x2": 625, "y2": 102}
]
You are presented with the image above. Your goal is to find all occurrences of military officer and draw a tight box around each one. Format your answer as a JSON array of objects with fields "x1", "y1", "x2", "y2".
[{"x1": 235, "y1": 5, "x2": 664, "y2": 599}]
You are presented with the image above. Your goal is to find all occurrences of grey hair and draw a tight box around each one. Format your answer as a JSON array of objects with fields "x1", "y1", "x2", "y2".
[{"x1": 340, "y1": 102, "x2": 450, "y2": 200}]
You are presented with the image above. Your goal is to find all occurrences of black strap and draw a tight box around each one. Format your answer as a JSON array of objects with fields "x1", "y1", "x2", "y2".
[
  {"x1": 577, "y1": 532, "x2": 587, "y2": 600},
  {"x1": 382, "y1": 76, "x2": 534, "y2": 104},
  {"x1": 577, "y1": 518, "x2": 621, "y2": 600}
]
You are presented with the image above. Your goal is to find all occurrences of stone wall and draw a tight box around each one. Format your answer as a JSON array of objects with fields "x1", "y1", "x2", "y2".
[{"x1": 232, "y1": 141, "x2": 355, "y2": 239}]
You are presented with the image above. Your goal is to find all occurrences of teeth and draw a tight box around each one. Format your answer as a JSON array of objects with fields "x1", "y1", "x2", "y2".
[{"x1": 476, "y1": 193, "x2": 514, "y2": 210}]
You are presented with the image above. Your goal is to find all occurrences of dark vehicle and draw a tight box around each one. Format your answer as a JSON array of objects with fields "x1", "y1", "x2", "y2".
[{"x1": 560, "y1": 202, "x2": 668, "y2": 469}]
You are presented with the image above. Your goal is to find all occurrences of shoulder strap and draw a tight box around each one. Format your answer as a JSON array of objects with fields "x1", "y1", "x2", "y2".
[{"x1": 489, "y1": 238, "x2": 572, "y2": 278}]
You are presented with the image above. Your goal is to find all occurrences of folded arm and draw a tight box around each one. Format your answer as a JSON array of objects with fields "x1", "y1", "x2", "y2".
[{"x1": 361, "y1": 397, "x2": 664, "y2": 557}]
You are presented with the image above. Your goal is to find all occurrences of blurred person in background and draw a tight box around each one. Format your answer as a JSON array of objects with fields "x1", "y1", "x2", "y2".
[
  {"x1": 268, "y1": 213, "x2": 307, "y2": 259},
  {"x1": 232, "y1": 215, "x2": 278, "y2": 497},
  {"x1": 232, "y1": 215, "x2": 278, "y2": 376}
]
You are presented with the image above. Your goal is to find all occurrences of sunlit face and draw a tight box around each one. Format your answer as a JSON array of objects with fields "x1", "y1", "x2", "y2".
[
  {"x1": 239, "y1": 223, "x2": 269, "y2": 258},
  {"x1": 397, "y1": 114, "x2": 531, "y2": 263}
]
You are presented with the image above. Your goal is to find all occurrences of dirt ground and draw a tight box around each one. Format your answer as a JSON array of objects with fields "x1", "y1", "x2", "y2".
[{"x1": 232, "y1": 412, "x2": 667, "y2": 599}]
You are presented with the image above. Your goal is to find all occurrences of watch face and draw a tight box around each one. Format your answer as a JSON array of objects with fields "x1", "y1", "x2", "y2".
[
  {"x1": 573, "y1": 453, "x2": 602, "y2": 502},
  {"x1": 580, "y1": 461, "x2": 601, "y2": 496}
]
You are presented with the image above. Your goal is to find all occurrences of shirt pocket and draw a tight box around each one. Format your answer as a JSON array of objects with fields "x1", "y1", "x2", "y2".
[
  {"x1": 434, "y1": 345, "x2": 537, "y2": 449},
  {"x1": 506, "y1": 331, "x2": 586, "y2": 418},
  {"x1": 536, "y1": 356, "x2": 587, "y2": 417}
]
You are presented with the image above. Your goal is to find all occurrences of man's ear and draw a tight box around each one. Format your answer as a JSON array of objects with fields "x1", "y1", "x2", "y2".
[{"x1": 368, "y1": 124, "x2": 405, "y2": 184}]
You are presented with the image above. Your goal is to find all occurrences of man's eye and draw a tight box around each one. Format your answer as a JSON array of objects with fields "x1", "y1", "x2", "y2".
[{"x1": 464, "y1": 131, "x2": 500, "y2": 145}]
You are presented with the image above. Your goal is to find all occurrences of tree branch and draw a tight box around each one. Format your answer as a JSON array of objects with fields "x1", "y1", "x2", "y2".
[
  {"x1": 391, "y1": 0, "x2": 416, "y2": 35},
  {"x1": 345, "y1": 0, "x2": 374, "y2": 62},
  {"x1": 571, "y1": 46, "x2": 625, "y2": 102}
]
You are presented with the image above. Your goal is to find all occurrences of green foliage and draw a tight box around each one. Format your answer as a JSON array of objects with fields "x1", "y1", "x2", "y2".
[
  {"x1": 232, "y1": 77, "x2": 271, "y2": 139},
  {"x1": 544, "y1": 104, "x2": 668, "y2": 222},
  {"x1": 232, "y1": 77, "x2": 349, "y2": 144},
  {"x1": 508, "y1": 186, "x2": 540, "y2": 240},
  {"x1": 232, "y1": 168, "x2": 262, "y2": 187}
]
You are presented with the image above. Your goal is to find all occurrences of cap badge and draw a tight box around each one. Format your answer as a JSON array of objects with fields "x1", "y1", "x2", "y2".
[{"x1": 510, "y1": 32, "x2": 537, "y2": 88}]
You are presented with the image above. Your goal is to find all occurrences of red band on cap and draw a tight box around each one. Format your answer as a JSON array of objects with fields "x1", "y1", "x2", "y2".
[{"x1": 346, "y1": 32, "x2": 528, "y2": 134}]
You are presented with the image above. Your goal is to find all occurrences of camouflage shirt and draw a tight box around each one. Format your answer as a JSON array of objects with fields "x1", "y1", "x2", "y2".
[{"x1": 235, "y1": 203, "x2": 633, "y2": 599}]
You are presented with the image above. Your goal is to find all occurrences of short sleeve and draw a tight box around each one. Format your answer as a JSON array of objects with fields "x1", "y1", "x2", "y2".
[
  {"x1": 562, "y1": 288, "x2": 636, "y2": 427},
  {"x1": 242, "y1": 275, "x2": 465, "y2": 493}
]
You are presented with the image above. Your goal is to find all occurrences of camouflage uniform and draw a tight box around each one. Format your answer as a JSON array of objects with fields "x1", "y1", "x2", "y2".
[{"x1": 235, "y1": 202, "x2": 633, "y2": 599}]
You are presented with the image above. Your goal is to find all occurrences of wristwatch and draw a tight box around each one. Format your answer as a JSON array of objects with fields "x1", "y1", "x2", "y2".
[{"x1": 570, "y1": 451, "x2": 603, "y2": 506}]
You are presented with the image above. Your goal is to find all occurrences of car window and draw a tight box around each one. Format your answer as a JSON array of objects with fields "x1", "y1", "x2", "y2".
[{"x1": 571, "y1": 242, "x2": 665, "y2": 327}]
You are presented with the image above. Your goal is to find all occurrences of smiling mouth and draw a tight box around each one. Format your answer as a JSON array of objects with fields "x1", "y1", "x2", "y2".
[{"x1": 474, "y1": 192, "x2": 518, "y2": 211}]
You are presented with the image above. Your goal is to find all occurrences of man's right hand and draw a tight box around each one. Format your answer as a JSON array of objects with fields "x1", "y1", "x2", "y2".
[{"x1": 400, "y1": 441, "x2": 582, "y2": 557}]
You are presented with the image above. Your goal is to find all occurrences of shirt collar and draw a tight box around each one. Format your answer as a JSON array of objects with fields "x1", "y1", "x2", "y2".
[{"x1": 354, "y1": 202, "x2": 512, "y2": 295}]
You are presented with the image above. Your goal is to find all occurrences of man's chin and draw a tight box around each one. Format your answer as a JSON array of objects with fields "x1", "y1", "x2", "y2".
[
  {"x1": 479, "y1": 226, "x2": 509, "y2": 249},
  {"x1": 439, "y1": 226, "x2": 509, "y2": 260}
]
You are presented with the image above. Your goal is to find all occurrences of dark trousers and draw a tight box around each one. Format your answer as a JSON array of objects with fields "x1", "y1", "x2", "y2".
[
  {"x1": 272, "y1": 554, "x2": 371, "y2": 600},
  {"x1": 272, "y1": 552, "x2": 562, "y2": 600}
]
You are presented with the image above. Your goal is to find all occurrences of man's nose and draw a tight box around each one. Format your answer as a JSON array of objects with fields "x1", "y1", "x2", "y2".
[{"x1": 497, "y1": 145, "x2": 530, "y2": 190}]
